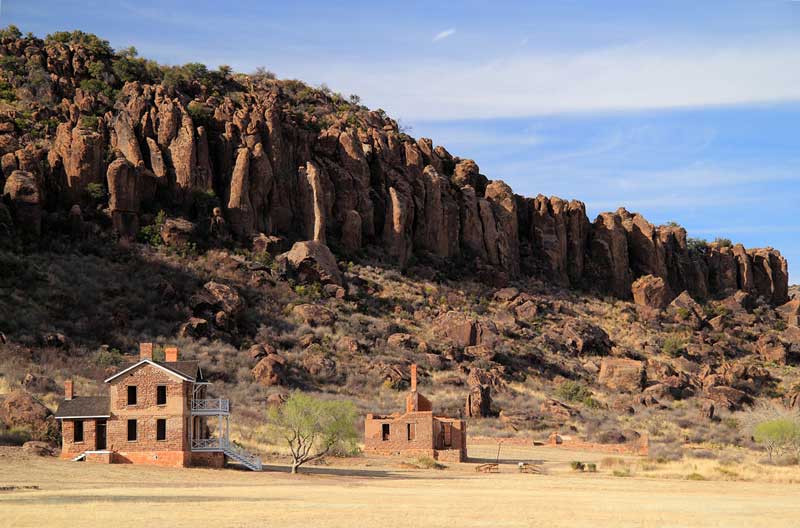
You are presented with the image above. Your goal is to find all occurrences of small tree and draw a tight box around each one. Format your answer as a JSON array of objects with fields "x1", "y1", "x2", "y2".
[
  {"x1": 267, "y1": 392, "x2": 358, "y2": 474},
  {"x1": 743, "y1": 403, "x2": 800, "y2": 463}
]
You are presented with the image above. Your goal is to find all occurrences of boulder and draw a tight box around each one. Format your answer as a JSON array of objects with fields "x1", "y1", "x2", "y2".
[
  {"x1": 562, "y1": 320, "x2": 612, "y2": 356},
  {"x1": 667, "y1": 291, "x2": 705, "y2": 329},
  {"x1": 178, "y1": 317, "x2": 208, "y2": 338},
  {"x1": 465, "y1": 384, "x2": 493, "y2": 418},
  {"x1": 433, "y1": 311, "x2": 497, "y2": 348},
  {"x1": 777, "y1": 298, "x2": 800, "y2": 327},
  {"x1": 598, "y1": 358, "x2": 645, "y2": 392},
  {"x1": 251, "y1": 354, "x2": 287, "y2": 386},
  {"x1": 632, "y1": 275, "x2": 672, "y2": 310},
  {"x1": 160, "y1": 217, "x2": 196, "y2": 247},
  {"x1": 252, "y1": 234, "x2": 286, "y2": 256},
  {"x1": 0, "y1": 390, "x2": 56, "y2": 441},
  {"x1": 284, "y1": 240, "x2": 343, "y2": 286},
  {"x1": 706, "y1": 385, "x2": 751, "y2": 411},
  {"x1": 22, "y1": 440, "x2": 56, "y2": 457},
  {"x1": 3, "y1": 170, "x2": 41, "y2": 236},
  {"x1": 292, "y1": 304, "x2": 336, "y2": 326},
  {"x1": 302, "y1": 351, "x2": 337, "y2": 380},
  {"x1": 539, "y1": 398, "x2": 579, "y2": 421},
  {"x1": 756, "y1": 334, "x2": 788, "y2": 365},
  {"x1": 202, "y1": 281, "x2": 245, "y2": 316},
  {"x1": 387, "y1": 333, "x2": 415, "y2": 349},
  {"x1": 248, "y1": 343, "x2": 277, "y2": 361}
]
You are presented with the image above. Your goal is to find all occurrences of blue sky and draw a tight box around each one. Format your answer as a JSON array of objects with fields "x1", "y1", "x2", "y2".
[{"x1": 3, "y1": 0, "x2": 799, "y2": 281}]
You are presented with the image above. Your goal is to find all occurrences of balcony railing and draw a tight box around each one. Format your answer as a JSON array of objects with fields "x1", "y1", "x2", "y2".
[
  {"x1": 191, "y1": 398, "x2": 229, "y2": 414},
  {"x1": 191, "y1": 437, "x2": 223, "y2": 450}
]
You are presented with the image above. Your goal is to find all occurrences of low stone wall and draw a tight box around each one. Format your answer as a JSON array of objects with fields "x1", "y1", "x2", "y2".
[{"x1": 547, "y1": 432, "x2": 649, "y2": 456}]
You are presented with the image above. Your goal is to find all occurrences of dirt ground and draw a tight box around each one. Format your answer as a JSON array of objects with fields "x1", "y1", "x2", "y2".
[{"x1": 1, "y1": 444, "x2": 799, "y2": 528}]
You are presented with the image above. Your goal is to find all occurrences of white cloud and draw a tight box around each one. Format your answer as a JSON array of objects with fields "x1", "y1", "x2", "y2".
[
  {"x1": 297, "y1": 35, "x2": 800, "y2": 120},
  {"x1": 432, "y1": 28, "x2": 456, "y2": 42}
]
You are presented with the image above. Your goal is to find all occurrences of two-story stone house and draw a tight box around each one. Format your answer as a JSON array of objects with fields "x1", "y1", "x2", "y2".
[{"x1": 55, "y1": 343, "x2": 261, "y2": 470}]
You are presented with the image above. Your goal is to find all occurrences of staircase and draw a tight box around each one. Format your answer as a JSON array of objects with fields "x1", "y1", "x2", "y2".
[
  {"x1": 192, "y1": 437, "x2": 262, "y2": 471},
  {"x1": 223, "y1": 441, "x2": 262, "y2": 471}
]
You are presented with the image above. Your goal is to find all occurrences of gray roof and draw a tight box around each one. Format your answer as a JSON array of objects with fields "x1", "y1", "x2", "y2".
[
  {"x1": 108, "y1": 360, "x2": 203, "y2": 383},
  {"x1": 55, "y1": 396, "x2": 110, "y2": 418}
]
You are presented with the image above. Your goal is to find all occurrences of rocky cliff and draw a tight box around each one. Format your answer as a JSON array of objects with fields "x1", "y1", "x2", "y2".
[{"x1": 0, "y1": 29, "x2": 789, "y2": 305}]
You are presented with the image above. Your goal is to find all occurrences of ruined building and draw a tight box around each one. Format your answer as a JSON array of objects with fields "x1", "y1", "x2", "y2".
[{"x1": 364, "y1": 365, "x2": 467, "y2": 462}]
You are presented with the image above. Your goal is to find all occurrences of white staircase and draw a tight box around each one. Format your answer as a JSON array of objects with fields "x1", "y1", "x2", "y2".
[
  {"x1": 223, "y1": 441, "x2": 262, "y2": 471},
  {"x1": 191, "y1": 438, "x2": 262, "y2": 471}
]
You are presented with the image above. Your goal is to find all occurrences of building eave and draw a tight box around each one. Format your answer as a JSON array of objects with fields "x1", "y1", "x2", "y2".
[{"x1": 104, "y1": 359, "x2": 194, "y2": 383}]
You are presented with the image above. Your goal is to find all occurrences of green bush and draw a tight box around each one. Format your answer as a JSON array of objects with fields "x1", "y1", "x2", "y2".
[
  {"x1": 415, "y1": 456, "x2": 446, "y2": 470},
  {"x1": 687, "y1": 238, "x2": 709, "y2": 253},
  {"x1": 662, "y1": 335, "x2": 686, "y2": 357},
  {"x1": 0, "y1": 25, "x2": 22, "y2": 40},
  {"x1": 557, "y1": 381, "x2": 600, "y2": 408},
  {"x1": 137, "y1": 210, "x2": 166, "y2": 246},
  {"x1": 713, "y1": 237, "x2": 733, "y2": 247},
  {"x1": 570, "y1": 460, "x2": 585, "y2": 471},
  {"x1": 586, "y1": 463, "x2": 597, "y2": 473},
  {"x1": 86, "y1": 182, "x2": 107, "y2": 201},
  {"x1": 686, "y1": 472, "x2": 706, "y2": 481},
  {"x1": 95, "y1": 347, "x2": 124, "y2": 367},
  {"x1": 612, "y1": 468, "x2": 631, "y2": 477}
]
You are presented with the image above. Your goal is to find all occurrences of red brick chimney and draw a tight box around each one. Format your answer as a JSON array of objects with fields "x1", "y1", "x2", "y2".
[
  {"x1": 139, "y1": 342, "x2": 153, "y2": 361},
  {"x1": 165, "y1": 346, "x2": 179, "y2": 362},
  {"x1": 410, "y1": 364, "x2": 417, "y2": 392},
  {"x1": 64, "y1": 379, "x2": 74, "y2": 400}
]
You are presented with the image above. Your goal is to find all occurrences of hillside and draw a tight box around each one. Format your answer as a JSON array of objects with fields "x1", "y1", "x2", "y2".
[{"x1": 1, "y1": 27, "x2": 799, "y2": 458}]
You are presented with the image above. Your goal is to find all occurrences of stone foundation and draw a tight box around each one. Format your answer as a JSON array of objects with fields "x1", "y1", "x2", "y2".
[
  {"x1": 191, "y1": 451, "x2": 226, "y2": 468},
  {"x1": 113, "y1": 450, "x2": 191, "y2": 467}
]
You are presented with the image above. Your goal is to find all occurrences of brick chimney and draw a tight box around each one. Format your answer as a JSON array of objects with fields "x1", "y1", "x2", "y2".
[
  {"x1": 64, "y1": 379, "x2": 74, "y2": 400},
  {"x1": 410, "y1": 364, "x2": 417, "y2": 392},
  {"x1": 139, "y1": 342, "x2": 153, "y2": 361},
  {"x1": 165, "y1": 346, "x2": 179, "y2": 362}
]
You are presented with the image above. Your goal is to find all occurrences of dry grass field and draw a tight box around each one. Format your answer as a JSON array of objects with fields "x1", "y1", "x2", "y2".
[{"x1": 2, "y1": 444, "x2": 800, "y2": 528}]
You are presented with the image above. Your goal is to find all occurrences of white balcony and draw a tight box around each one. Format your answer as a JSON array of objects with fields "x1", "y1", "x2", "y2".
[{"x1": 191, "y1": 398, "x2": 229, "y2": 415}]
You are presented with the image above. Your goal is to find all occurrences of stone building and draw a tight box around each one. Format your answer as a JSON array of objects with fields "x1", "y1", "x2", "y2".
[
  {"x1": 364, "y1": 365, "x2": 467, "y2": 462},
  {"x1": 54, "y1": 343, "x2": 261, "y2": 470}
]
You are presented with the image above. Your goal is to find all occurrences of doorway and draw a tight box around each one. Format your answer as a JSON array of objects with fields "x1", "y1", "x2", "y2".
[{"x1": 96, "y1": 419, "x2": 107, "y2": 450}]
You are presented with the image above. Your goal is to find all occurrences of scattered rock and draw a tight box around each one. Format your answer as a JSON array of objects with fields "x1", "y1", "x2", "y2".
[
  {"x1": 22, "y1": 441, "x2": 56, "y2": 457},
  {"x1": 251, "y1": 354, "x2": 287, "y2": 386},
  {"x1": 160, "y1": 217, "x2": 196, "y2": 247},
  {"x1": 598, "y1": 358, "x2": 645, "y2": 392},
  {"x1": 0, "y1": 390, "x2": 56, "y2": 441},
  {"x1": 284, "y1": 240, "x2": 343, "y2": 286},
  {"x1": 562, "y1": 320, "x2": 612, "y2": 356},
  {"x1": 292, "y1": 304, "x2": 336, "y2": 326},
  {"x1": 632, "y1": 274, "x2": 672, "y2": 310}
]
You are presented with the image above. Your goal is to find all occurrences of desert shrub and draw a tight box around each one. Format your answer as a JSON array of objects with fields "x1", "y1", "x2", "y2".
[
  {"x1": 137, "y1": 210, "x2": 166, "y2": 246},
  {"x1": 612, "y1": 468, "x2": 631, "y2": 477},
  {"x1": 662, "y1": 335, "x2": 687, "y2": 357},
  {"x1": 686, "y1": 472, "x2": 706, "y2": 481},
  {"x1": 687, "y1": 238, "x2": 709, "y2": 254},
  {"x1": 570, "y1": 460, "x2": 585, "y2": 471},
  {"x1": 415, "y1": 456, "x2": 445, "y2": 470},
  {"x1": 648, "y1": 442, "x2": 684, "y2": 463},
  {"x1": 586, "y1": 463, "x2": 597, "y2": 473},
  {"x1": 79, "y1": 115, "x2": 100, "y2": 130},
  {"x1": 46, "y1": 30, "x2": 113, "y2": 58},
  {"x1": 713, "y1": 237, "x2": 733, "y2": 247},
  {"x1": 0, "y1": 424, "x2": 31, "y2": 446},
  {"x1": 94, "y1": 347, "x2": 124, "y2": 367},
  {"x1": 187, "y1": 100, "x2": 213, "y2": 128},
  {"x1": 86, "y1": 182, "x2": 107, "y2": 201},
  {"x1": 687, "y1": 449, "x2": 716, "y2": 460},
  {"x1": 556, "y1": 381, "x2": 600, "y2": 408},
  {"x1": 0, "y1": 25, "x2": 22, "y2": 40}
]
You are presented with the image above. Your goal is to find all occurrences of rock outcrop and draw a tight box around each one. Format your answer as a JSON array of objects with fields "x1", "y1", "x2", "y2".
[{"x1": 0, "y1": 31, "x2": 789, "y2": 305}]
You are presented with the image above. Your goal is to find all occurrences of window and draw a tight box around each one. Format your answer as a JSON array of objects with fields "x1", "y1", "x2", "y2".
[
  {"x1": 157, "y1": 385, "x2": 167, "y2": 405},
  {"x1": 381, "y1": 423, "x2": 390, "y2": 441},
  {"x1": 127, "y1": 385, "x2": 137, "y2": 406},
  {"x1": 127, "y1": 419, "x2": 137, "y2": 441},
  {"x1": 73, "y1": 420, "x2": 84, "y2": 443},
  {"x1": 156, "y1": 419, "x2": 166, "y2": 441},
  {"x1": 407, "y1": 423, "x2": 416, "y2": 441}
]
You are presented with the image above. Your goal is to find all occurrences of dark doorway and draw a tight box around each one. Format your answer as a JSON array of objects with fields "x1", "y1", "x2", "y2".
[
  {"x1": 96, "y1": 419, "x2": 107, "y2": 450},
  {"x1": 381, "y1": 423, "x2": 390, "y2": 441}
]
